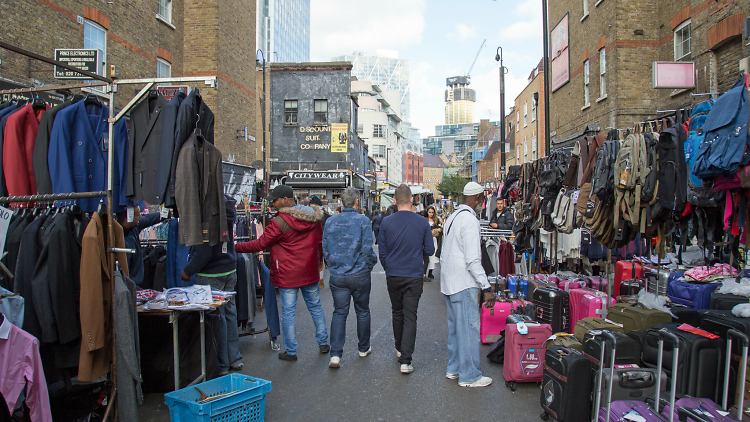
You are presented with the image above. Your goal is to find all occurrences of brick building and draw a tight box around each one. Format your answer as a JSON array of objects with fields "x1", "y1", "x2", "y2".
[
  {"x1": 547, "y1": 0, "x2": 750, "y2": 147},
  {"x1": 513, "y1": 61, "x2": 546, "y2": 165},
  {"x1": 0, "y1": 0, "x2": 258, "y2": 166},
  {"x1": 423, "y1": 154, "x2": 446, "y2": 199},
  {"x1": 403, "y1": 150, "x2": 423, "y2": 185}
]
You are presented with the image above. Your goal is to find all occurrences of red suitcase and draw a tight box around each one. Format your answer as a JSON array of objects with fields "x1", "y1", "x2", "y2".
[
  {"x1": 614, "y1": 261, "x2": 642, "y2": 298},
  {"x1": 503, "y1": 320, "x2": 553, "y2": 391},
  {"x1": 568, "y1": 288, "x2": 615, "y2": 334}
]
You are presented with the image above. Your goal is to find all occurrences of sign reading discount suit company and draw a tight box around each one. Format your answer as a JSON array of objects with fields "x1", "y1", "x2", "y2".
[
  {"x1": 330, "y1": 123, "x2": 349, "y2": 153},
  {"x1": 54, "y1": 49, "x2": 99, "y2": 79}
]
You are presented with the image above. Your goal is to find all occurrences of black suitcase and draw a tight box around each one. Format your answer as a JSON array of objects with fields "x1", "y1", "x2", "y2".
[
  {"x1": 506, "y1": 313, "x2": 533, "y2": 325},
  {"x1": 532, "y1": 287, "x2": 570, "y2": 334},
  {"x1": 583, "y1": 330, "x2": 641, "y2": 366},
  {"x1": 641, "y1": 322, "x2": 724, "y2": 401},
  {"x1": 711, "y1": 292, "x2": 749, "y2": 310},
  {"x1": 699, "y1": 309, "x2": 750, "y2": 407},
  {"x1": 540, "y1": 346, "x2": 593, "y2": 422},
  {"x1": 670, "y1": 304, "x2": 701, "y2": 326}
]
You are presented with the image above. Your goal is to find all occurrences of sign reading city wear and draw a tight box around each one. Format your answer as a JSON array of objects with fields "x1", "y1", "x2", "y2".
[
  {"x1": 330, "y1": 123, "x2": 349, "y2": 153},
  {"x1": 0, "y1": 205, "x2": 11, "y2": 258},
  {"x1": 375, "y1": 171, "x2": 386, "y2": 181},
  {"x1": 54, "y1": 49, "x2": 99, "y2": 79},
  {"x1": 550, "y1": 14, "x2": 570, "y2": 92},
  {"x1": 286, "y1": 171, "x2": 347, "y2": 187},
  {"x1": 157, "y1": 85, "x2": 191, "y2": 100},
  {"x1": 652, "y1": 62, "x2": 696, "y2": 89}
]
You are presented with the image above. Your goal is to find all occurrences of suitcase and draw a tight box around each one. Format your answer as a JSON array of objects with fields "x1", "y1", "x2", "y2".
[
  {"x1": 668, "y1": 277, "x2": 721, "y2": 311},
  {"x1": 608, "y1": 302, "x2": 672, "y2": 332},
  {"x1": 544, "y1": 333, "x2": 582, "y2": 352},
  {"x1": 614, "y1": 261, "x2": 643, "y2": 298},
  {"x1": 559, "y1": 278, "x2": 586, "y2": 292},
  {"x1": 507, "y1": 275, "x2": 522, "y2": 295},
  {"x1": 583, "y1": 330, "x2": 641, "y2": 366},
  {"x1": 506, "y1": 313, "x2": 533, "y2": 325},
  {"x1": 491, "y1": 276, "x2": 507, "y2": 293},
  {"x1": 525, "y1": 278, "x2": 544, "y2": 301},
  {"x1": 711, "y1": 292, "x2": 750, "y2": 310},
  {"x1": 670, "y1": 304, "x2": 701, "y2": 326},
  {"x1": 700, "y1": 309, "x2": 750, "y2": 405},
  {"x1": 480, "y1": 301, "x2": 514, "y2": 344},
  {"x1": 589, "y1": 276, "x2": 609, "y2": 293},
  {"x1": 574, "y1": 317, "x2": 624, "y2": 342},
  {"x1": 540, "y1": 346, "x2": 593, "y2": 422},
  {"x1": 619, "y1": 279, "x2": 643, "y2": 296},
  {"x1": 533, "y1": 287, "x2": 570, "y2": 334},
  {"x1": 662, "y1": 329, "x2": 749, "y2": 422},
  {"x1": 569, "y1": 288, "x2": 615, "y2": 334},
  {"x1": 642, "y1": 322, "x2": 724, "y2": 400},
  {"x1": 503, "y1": 320, "x2": 552, "y2": 391}
]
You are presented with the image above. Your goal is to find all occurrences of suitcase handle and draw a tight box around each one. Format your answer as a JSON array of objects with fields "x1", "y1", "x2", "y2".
[
  {"x1": 595, "y1": 330, "x2": 618, "y2": 422},
  {"x1": 723, "y1": 329, "x2": 749, "y2": 419},
  {"x1": 655, "y1": 329, "x2": 680, "y2": 422},
  {"x1": 676, "y1": 406, "x2": 711, "y2": 422}
]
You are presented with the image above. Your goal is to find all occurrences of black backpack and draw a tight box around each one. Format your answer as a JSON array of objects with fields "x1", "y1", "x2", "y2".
[
  {"x1": 591, "y1": 130, "x2": 619, "y2": 200},
  {"x1": 640, "y1": 132, "x2": 659, "y2": 205},
  {"x1": 486, "y1": 337, "x2": 505, "y2": 364},
  {"x1": 653, "y1": 124, "x2": 688, "y2": 221}
]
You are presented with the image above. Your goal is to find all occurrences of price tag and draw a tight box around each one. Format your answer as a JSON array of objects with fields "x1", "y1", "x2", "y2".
[
  {"x1": 222, "y1": 242, "x2": 227, "y2": 254},
  {"x1": 160, "y1": 205, "x2": 169, "y2": 218},
  {"x1": 623, "y1": 411, "x2": 646, "y2": 422},
  {"x1": 127, "y1": 206, "x2": 134, "y2": 222}
]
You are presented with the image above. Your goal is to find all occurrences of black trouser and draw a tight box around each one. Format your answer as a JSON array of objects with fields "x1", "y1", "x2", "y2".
[{"x1": 386, "y1": 276, "x2": 424, "y2": 364}]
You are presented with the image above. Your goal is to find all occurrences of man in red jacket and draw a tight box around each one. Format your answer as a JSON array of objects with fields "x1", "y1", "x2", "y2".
[{"x1": 235, "y1": 185, "x2": 329, "y2": 361}]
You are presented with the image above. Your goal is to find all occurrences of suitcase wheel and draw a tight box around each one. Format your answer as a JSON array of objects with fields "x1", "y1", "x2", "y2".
[
  {"x1": 539, "y1": 412, "x2": 550, "y2": 421},
  {"x1": 505, "y1": 381, "x2": 516, "y2": 392}
]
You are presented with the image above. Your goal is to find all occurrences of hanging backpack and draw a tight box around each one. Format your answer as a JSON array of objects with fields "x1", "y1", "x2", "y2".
[
  {"x1": 686, "y1": 100, "x2": 725, "y2": 208},
  {"x1": 591, "y1": 130, "x2": 620, "y2": 201},
  {"x1": 613, "y1": 133, "x2": 649, "y2": 237},
  {"x1": 652, "y1": 123, "x2": 688, "y2": 222}
]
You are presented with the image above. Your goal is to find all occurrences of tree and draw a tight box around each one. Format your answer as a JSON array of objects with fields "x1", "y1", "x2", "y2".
[{"x1": 436, "y1": 174, "x2": 469, "y2": 199}]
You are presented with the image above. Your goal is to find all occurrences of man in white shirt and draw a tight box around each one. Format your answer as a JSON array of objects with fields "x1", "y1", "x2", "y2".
[{"x1": 440, "y1": 181, "x2": 495, "y2": 387}]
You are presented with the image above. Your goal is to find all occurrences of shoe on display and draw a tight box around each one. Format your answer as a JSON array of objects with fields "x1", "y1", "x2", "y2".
[
  {"x1": 319, "y1": 344, "x2": 330, "y2": 354},
  {"x1": 400, "y1": 364, "x2": 414, "y2": 374},
  {"x1": 329, "y1": 356, "x2": 341, "y2": 368},
  {"x1": 278, "y1": 352, "x2": 297, "y2": 361},
  {"x1": 459, "y1": 376, "x2": 493, "y2": 387},
  {"x1": 446, "y1": 372, "x2": 459, "y2": 380},
  {"x1": 359, "y1": 347, "x2": 372, "y2": 357}
]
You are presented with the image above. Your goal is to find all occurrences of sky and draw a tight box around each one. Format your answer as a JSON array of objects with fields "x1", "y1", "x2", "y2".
[{"x1": 310, "y1": 0, "x2": 544, "y2": 137}]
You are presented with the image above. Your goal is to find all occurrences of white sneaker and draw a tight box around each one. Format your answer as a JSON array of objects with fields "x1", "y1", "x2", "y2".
[
  {"x1": 400, "y1": 364, "x2": 414, "y2": 374},
  {"x1": 396, "y1": 348, "x2": 402, "y2": 358},
  {"x1": 329, "y1": 356, "x2": 341, "y2": 368},
  {"x1": 359, "y1": 348, "x2": 372, "y2": 357},
  {"x1": 459, "y1": 376, "x2": 493, "y2": 387},
  {"x1": 446, "y1": 372, "x2": 459, "y2": 380}
]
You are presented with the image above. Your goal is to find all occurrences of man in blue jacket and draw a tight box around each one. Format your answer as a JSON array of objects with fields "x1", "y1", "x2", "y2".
[{"x1": 323, "y1": 188, "x2": 377, "y2": 368}]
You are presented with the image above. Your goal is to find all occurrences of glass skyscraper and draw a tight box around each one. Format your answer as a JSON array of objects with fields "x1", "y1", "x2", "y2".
[
  {"x1": 257, "y1": 0, "x2": 310, "y2": 63},
  {"x1": 331, "y1": 52, "x2": 411, "y2": 122}
]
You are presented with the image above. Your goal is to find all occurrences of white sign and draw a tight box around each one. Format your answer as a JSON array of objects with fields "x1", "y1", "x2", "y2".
[
  {"x1": 652, "y1": 61, "x2": 696, "y2": 89},
  {"x1": 0, "y1": 206, "x2": 11, "y2": 258}
]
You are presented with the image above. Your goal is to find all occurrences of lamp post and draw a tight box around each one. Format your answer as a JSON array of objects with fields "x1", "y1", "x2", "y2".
[
  {"x1": 256, "y1": 49, "x2": 267, "y2": 200},
  {"x1": 495, "y1": 47, "x2": 507, "y2": 173},
  {"x1": 386, "y1": 147, "x2": 394, "y2": 186},
  {"x1": 542, "y1": 0, "x2": 552, "y2": 156}
]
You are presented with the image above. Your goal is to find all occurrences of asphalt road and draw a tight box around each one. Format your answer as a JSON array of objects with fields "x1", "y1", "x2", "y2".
[{"x1": 139, "y1": 249, "x2": 545, "y2": 422}]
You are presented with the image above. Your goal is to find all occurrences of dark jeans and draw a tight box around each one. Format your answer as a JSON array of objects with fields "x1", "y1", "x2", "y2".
[
  {"x1": 386, "y1": 276, "x2": 424, "y2": 364},
  {"x1": 373, "y1": 228, "x2": 379, "y2": 245},
  {"x1": 329, "y1": 273, "x2": 372, "y2": 358}
]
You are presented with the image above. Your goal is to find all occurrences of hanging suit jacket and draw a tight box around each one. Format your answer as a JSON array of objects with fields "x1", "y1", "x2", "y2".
[
  {"x1": 33, "y1": 96, "x2": 83, "y2": 194},
  {"x1": 78, "y1": 212, "x2": 129, "y2": 382},
  {"x1": 127, "y1": 94, "x2": 167, "y2": 203},
  {"x1": 174, "y1": 132, "x2": 228, "y2": 246},
  {"x1": 0, "y1": 105, "x2": 24, "y2": 197},
  {"x1": 4, "y1": 103, "x2": 50, "y2": 201},
  {"x1": 153, "y1": 91, "x2": 186, "y2": 205}
]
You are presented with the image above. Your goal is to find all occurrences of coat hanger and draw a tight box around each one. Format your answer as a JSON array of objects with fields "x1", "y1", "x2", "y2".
[
  {"x1": 31, "y1": 93, "x2": 46, "y2": 109},
  {"x1": 84, "y1": 92, "x2": 102, "y2": 107},
  {"x1": 194, "y1": 113, "x2": 202, "y2": 138},
  {"x1": 96, "y1": 199, "x2": 106, "y2": 216}
]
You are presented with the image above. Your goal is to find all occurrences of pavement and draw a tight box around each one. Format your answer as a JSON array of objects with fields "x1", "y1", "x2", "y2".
[{"x1": 139, "y1": 249, "x2": 545, "y2": 422}]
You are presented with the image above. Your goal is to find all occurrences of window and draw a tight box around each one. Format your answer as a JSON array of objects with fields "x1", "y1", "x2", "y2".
[
  {"x1": 157, "y1": 0, "x2": 172, "y2": 23},
  {"x1": 516, "y1": 111, "x2": 519, "y2": 131},
  {"x1": 284, "y1": 100, "x2": 298, "y2": 125},
  {"x1": 531, "y1": 97, "x2": 537, "y2": 122},
  {"x1": 357, "y1": 124, "x2": 363, "y2": 134},
  {"x1": 599, "y1": 48, "x2": 606, "y2": 98},
  {"x1": 674, "y1": 20, "x2": 691, "y2": 60},
  {"x1": 157, "y1": 58, "x2": 171, "y2": 78},
  {"x1": 584, "y1": 60, "x2": 590, "y2": 106},
  {"x1": 373, "y1": 145, "x2": 386, "y2": 158},
  {"x1": 583, "y1": 0, "x2": 589, "y2": 18},
  {"x1": 524, "y1": 140, "x2": 528, "y2": 161},
  {"x1": 532, "y1": 134, "x2": 537, "y2": 160},
  {"x1": 523, "y1": 102, "x2": 528, "y2": 127},
  {"x1": 314, "y1": 99, "x2": 328, "y2": 124},
  {"x1": 373, "y1": 124, "x2": 384, "y2": 138},
  {"x1": 84, "y1": 20, "x2": 106, "y2": 77}
]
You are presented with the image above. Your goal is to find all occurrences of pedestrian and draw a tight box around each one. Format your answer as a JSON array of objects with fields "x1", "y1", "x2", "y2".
[
  {"x1": 385, "y1": 204, "x2": 398, "y2": 217},
  {"x1": 371, "y1": 209, "x2": 383, "y2": 245},
  {"x1": 322, "y1": 188, "x2": 378, "y2": 368},
  {"x1": 381, "y1": 206, "x2": 386, "y2": 215},
  {"x1": 489, "y1": 198, "x2": 514, "y2": 230},
  {"x1": 440, "y1": 182, "x2": 495, "y2": 387},
  {"x1": 310, "y1": 196, "x2": 329, "y2": 288},
  {"x1": 362, "y1": 205, "x2": 372, "y2": 220},
  {"x1": 181, "y1": 195, "x2": 242, "y2": 375},
  {"x1": 118, "y1": 205, "x2": 166, "y2": 287},
  {"x1": 378, "y1": 184, "x2": 434, "y2": 374},
  {"x1": 235, "y1": 185, "x2": 329, "y2": 361},
  {"x1": 425, "y1": 206, "x2": 442, "y2": 279}
]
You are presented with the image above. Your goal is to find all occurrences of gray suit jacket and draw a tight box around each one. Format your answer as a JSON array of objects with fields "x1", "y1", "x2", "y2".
[
  {"x1": 153, "y1": 91, "x2": 186, "y2": 205},
  {"x1": 127, "y1": 94, "x2": 167, "y2": 203},
  {"x1": 114, "y1": 270, "x2": 142, "y2": 422}
]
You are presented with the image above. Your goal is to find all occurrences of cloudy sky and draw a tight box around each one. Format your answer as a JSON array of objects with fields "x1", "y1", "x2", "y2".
[{"x1": 310, "y1": 0, "x2": 544, "y2": 137}]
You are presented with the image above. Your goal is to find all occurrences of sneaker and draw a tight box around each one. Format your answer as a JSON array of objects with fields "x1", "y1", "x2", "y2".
[
  {"x1": 396, "y1": 349, "x2": 402, "y2": 358},
  {"x1": 230, "y1": 363, "x2": 244, "y2": 371},
  {"x1": 459, "y1": 376, "x2": 493, "y2": 387},
  {"x1": 329, "y1": 356, "x2": 341, "y2": 368},
  {"x1": 319, "y1": 344, "x2": 330, "y2": 354},
  {"x1": 359, "y1": 348, "x2": 372, "y2": 357},
  {"x1": 278, "y1": 352, "x2": 297, "y2": 361},
  {"x1": 400, "y1": 364, "x2": 414, "y2": 374},
  {"x1": 446, "y1": 372, "x2": 459, "y2": 380}
]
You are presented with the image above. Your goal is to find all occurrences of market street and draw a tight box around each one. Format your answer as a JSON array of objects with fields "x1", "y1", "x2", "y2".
[{"x1": 139, "y1": 249, "x2": 543, "y2": 422}]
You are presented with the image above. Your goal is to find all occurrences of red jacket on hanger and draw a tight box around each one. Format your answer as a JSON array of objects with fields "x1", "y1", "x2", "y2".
[{"x1": 4, "y1": 103, "x2": 49, "y2": 202}]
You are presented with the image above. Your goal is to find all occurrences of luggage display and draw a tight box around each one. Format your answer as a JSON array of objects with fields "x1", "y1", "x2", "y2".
[
  {"x1": 667, "y1": 276, "x2": 720, "y2": 310},
  {"x1": 588, "y1": 276, "x2": 609, "y2": 293},
  {"x1": 532, "y1": 287, "x2": 570, "y2": 334},
  {"x1": 670, "y1": 304, "x2": 701, "y2": 326},
  {"x1": 574, "y1": 317, "x2": 624, "y2": 342},
  {"x1": 618, "y1": 279, "x2": 643, "y2": 296},
  {"x1": 642, "y1": 323, "x2": 724, "y2": 400},
  {"x1": 503, "y1": 320, "x2": 553, "y2": 391},
  {"x1": 524, "y1": 278, "x2": 545, "y2": 301},
  {"x1": 711, "y1": 292, "x2": 749, "y2": 310},
  {"x1": 644, "y1": 268, "x2": 671, "y2": 296},
  {"x1": 540, "y1": 346, "x2": 593, "y2": 422},
  {"x1": 583, "y1": 330, "x2": 641, "y2": 366},
  {"x1": 608, "y1": 302, "x2": 672, "y2": 332},
  {"x1": 558, "y1": 278, "x2": 586, "y2": 292},
  {"x1": 569, "y1": 288, "x2": 615, "y2": 334},
  {"x1": 614, "y1": 261, "x2": 643, "y2": 298},
  {"x1": 544, "y1": 333, "x2": 582, "y2": 352},
  {"x1": 480, "y1": 300, "x2": 514, "y2": 344}
]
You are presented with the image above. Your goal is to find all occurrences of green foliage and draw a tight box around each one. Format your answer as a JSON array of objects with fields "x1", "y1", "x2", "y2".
[{"x1": 436, "y1": 174, "x2": 469, "y2": 199}]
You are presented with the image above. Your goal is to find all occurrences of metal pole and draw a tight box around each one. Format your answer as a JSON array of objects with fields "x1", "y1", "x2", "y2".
[
  {"x1": 106, "y1": 84, "x2": 118, "y2": 422},
  {"x1": 257, "y1": 49, "x2": 268, "y2": 224},
  {"x1": 542, "y1": 0, "x2": 552, "y2": 155},
  {"x1": 496, "y1": 47, "x2": 506, "y2": 172}
]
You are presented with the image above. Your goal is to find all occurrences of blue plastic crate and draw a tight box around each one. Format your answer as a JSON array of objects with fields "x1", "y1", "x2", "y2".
[{"x1": 164, "y1": 374, "x2": 272, "y2": 422}]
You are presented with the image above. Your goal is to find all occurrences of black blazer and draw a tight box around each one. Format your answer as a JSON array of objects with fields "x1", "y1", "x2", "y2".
[
  {"x1": 153, "y1": 91, "x2": 186, "y2": 205},
  {"x1": 127, "y1": 94, "x2": 167, "y2": 203}
]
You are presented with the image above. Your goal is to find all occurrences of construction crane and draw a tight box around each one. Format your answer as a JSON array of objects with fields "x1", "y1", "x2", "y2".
[{"x1": 466, "y1": 39, "x2": 487, "y2": 77}]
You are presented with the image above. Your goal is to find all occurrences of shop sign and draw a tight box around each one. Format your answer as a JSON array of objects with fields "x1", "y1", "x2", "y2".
[
  {"x1": 375, "y1": 171, "x2": 386, "y2": 181},
  {"x1": 652, "y1": 62, "x2": 695, "y2": 89},
  {"x1": 0, "y1": 205, "x2": 10, "y2": 257},
  {"x1": 310, "y1": 189, "x2": 326, "y2": 196},
  {"x1": 294, "y1": 189, "x2": 310, "y2": 195},
  {"x1": 331, "y1": 123, "x2": 348, "y2": 153},
  {"x1": 157, "y1": 85, "x2": 190, "y2": 100},
  {"x1": 54, "y1": 49, "x2": 99, "y2": 79},
  {"x1": 550, "y1": 14, "x2": 570, "y2": 92},
  {"x1": 286, "y1": 171, "x2": 347, "y2": 186}
]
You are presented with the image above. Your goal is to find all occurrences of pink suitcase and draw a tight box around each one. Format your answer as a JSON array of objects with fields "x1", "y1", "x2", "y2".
[
  {"x1": 558, "y1": 278, "x2": 587, "y2": 291},
  {"x1": 588, "y1": 276, "x2": 609, "y2": 292},
  {"x1": 568, "y1": 288, "x2": 615, "y2": 333},
  {"x1": 480, "y1": 301, "x2": 513, "y2": 344},
  {"x1": 503, "y1": 320, "x2": 552, "y2": 390}
]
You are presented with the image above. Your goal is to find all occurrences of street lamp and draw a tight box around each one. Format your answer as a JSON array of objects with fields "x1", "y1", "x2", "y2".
[
  {"x1": 542, "y1": 0, "x2": 551, "y2": 156},
  {"x1": 256, "y1": 49, "x2": 267, "y2": 200},
  {"x1": 495, "y1": 47, "x2": 508, "y2": 173},
  {"x1": 386, "y1": 147, "x2": 394, "y2": 186}
]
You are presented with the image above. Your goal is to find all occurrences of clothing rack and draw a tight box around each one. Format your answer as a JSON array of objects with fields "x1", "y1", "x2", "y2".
[{"x1": 0, "y1": 40, "x2": 218, "y2": 422}]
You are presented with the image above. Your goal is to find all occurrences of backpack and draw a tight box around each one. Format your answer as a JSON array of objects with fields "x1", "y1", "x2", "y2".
[
  {"x1": 693, "y1": 75, "x2": 750, "y2": 179},
  {"x1": 613, "y1": 133, "x2": 649, "y2": 236},
  {"x1": 652, "y1": 124, "x2": 688, "y2": 222},
  {"x1": 591, "y1": 130, "x2": 620, "y2": 200},
  {"x1": 553, "y1": 189, "x2": 578, "y2": 234},
  {"x1": 686, "y1": 100, "x2": 725, "y2": 207},
  {"x1": 486, "y1": 337, "x2": 505, "y2": 364}
]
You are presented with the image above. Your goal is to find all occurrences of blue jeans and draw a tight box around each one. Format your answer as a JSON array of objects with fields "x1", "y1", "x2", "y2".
[
  {"x1": 445, "y1": 287, "x2": 483, "y2": 383},
  {"x1": 197, "y1": 273, "x2": 242, "y2": 372},
  {"x1": 329, "y1": 273, "x2": 372, "y2": 358},
  {"x1": 279, "y1": 283, "x2": 329, "y2": 355}
]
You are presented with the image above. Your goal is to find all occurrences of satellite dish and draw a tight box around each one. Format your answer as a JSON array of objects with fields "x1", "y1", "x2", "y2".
[{"x1": 250, "y1": 160, "x2": 264, "y2": 170}]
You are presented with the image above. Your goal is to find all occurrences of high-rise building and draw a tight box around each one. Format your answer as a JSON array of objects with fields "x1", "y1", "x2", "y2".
[
  {"x1": 445, "y1": 76, "x2": 476, "y2": 124},
  {"x1": 332, "y1": 51, "x2": 411, "y2": 121},
  {"x1": 257, "y1": 0, "x2": 310, "y2": 63}
]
